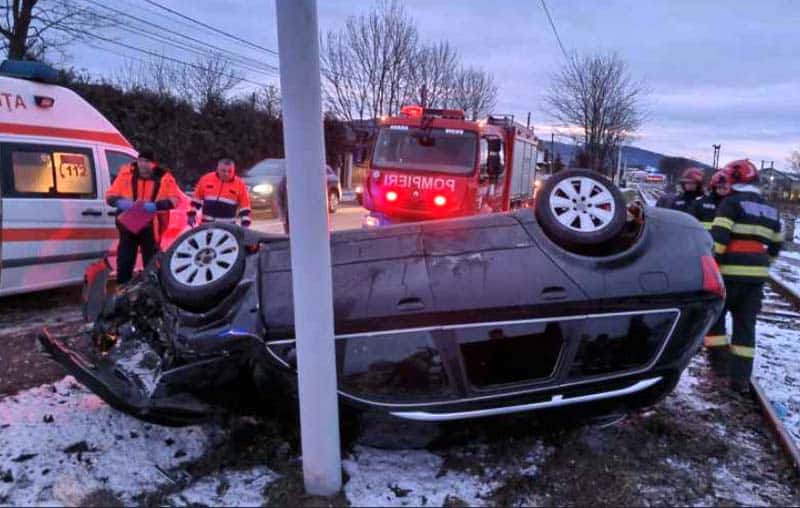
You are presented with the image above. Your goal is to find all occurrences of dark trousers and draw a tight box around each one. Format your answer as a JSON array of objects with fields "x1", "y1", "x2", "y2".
[
  {"x1": 117, "y1": 224, "x2": 158, "y2": 285},
  {"x1": 724, "y1": 281, "x2": 763, "y2": 381}
]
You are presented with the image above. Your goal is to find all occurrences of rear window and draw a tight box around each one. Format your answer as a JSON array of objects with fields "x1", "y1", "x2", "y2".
[{"x1": 1, "y1": 144, "x2": 96, "y2": 199}]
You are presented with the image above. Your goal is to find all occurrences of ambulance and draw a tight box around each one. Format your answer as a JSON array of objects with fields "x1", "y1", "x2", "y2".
[{"x1": 0, "y1": 60, "x2": 188, "y2": 297}]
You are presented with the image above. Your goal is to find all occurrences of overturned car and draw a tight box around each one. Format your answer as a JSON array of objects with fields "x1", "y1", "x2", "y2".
[{"x1": 40, "y1": 170, "x2": 724, "y2": 425}]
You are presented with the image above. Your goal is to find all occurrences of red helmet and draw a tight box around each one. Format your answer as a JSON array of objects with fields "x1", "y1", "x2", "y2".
[
  {"x1": 679, "y1": 167, "x2": 705, "y2": 189},
  {"x1": 722, "y1": 159, "x2": 758, "y2": 185},
  {"x1": 709, "y1": 170, "x2": 728, "y2": 188}
]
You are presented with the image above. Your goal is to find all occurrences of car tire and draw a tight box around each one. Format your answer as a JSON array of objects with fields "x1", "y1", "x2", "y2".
[
  {"x1": 535, "y1": 169, "x2": 626, "y2": 249},
  {"x1": 328, "y1": 190, "x2": 340, "y2": 213},
  {"x1": 160, "y1": 223, "x2": 246, "y2": 311}
]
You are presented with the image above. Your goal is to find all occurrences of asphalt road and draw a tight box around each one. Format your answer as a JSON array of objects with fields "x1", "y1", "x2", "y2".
[{"x1": 251, "y1": 204, "x2": 367, "y2": 234}]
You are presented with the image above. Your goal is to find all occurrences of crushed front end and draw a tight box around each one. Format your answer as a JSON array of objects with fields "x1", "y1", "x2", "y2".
[{"x1": 39, "y1": 261, "x2": 264, "y2": 425}]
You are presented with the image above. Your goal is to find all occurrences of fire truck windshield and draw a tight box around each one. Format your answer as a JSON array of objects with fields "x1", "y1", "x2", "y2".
[{"x1": 373, "y1": 126, "x2": 477, "y2": 175}]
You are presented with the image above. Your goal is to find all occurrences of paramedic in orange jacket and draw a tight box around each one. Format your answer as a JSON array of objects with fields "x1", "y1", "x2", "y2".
[
  {"x1": 188, "y1": 158, "x2": 252, "y2": 228},
  {"x1": 106, "y1": 150, "x2": 179, "y2": 284}
]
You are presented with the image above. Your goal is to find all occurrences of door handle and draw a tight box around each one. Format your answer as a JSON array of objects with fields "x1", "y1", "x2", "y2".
[
  {"x1": 397, "y1": 297, "x2": 425, "y2": 311},
  {"x1": 81, "y1": 208, "x2": 103, "y2": 217},
  {"x1": 541, "y1": 286, "x2": 567, "y2": 300}
]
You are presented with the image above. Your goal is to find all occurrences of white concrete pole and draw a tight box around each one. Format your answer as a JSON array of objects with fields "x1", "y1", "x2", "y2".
[{"x1": 275, "y1": 0, "x2": 342, "y2": 495}]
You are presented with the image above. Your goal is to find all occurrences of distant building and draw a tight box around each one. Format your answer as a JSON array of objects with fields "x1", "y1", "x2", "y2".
[{"x1": 759, "y1": 168, "x2": 800, "y2": 202}]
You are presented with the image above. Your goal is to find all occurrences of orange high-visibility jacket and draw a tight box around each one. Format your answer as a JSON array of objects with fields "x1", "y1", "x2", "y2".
[
  {"x1": 190, "y1": 172, "x2": 252, "y2": 226},
  {"x1": 105, "y1": 163, "x2": 179, "y2": 208}
]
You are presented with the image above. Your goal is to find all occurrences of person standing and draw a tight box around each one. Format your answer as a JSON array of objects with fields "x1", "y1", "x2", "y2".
[
  {"x1": 692, "y1": 170, "x2": 732, "y2": 230},
  {"x1": 693, "y1": 170, "x2": 732, "y2": 369},
  {"x1": 106, "y1": 150, "x2": 179, "y2": 284},
  {"x1": 710, "y1": 159, "x2": 783, "y2": 392},
  {"x1": 658, "y1": 167, "x2": 705, "y2": 213},
  {"x1": 188, "y1": 158, "x2": 252, "y2": 228}
]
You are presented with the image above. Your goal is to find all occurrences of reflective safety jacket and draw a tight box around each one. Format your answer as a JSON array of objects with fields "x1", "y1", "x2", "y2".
[
  {"x1": 690, "y1": 192, "x2": 725, "y2": 230},
  {"x1": 190, "y1": 172, "x2": 251, "y2": 226},
  {"x1": 668, "y1": 190, "x2": 703, "y2": 214},
  {"x1": 710, "y1": 186, "x2": 783, "y2": 282},
  {"x1": 105, "y1": 163, "x2": 178, "y2": 210}
]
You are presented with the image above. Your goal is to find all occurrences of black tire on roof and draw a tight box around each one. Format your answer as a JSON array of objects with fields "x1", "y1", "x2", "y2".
[{"x1": 160, "y1": 223, "x2": 246, "y2": 311}]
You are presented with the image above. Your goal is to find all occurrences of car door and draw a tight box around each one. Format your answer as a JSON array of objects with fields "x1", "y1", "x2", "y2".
[{"x1": 0, "y1": 142, "x2": 115, "y2": 294}]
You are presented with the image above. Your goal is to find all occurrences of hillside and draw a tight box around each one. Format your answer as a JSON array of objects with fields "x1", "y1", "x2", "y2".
[{"x1": 543, "y1": 140, "x2": 712, "y2": 171}]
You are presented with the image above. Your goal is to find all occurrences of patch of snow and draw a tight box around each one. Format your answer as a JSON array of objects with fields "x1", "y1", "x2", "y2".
[
  {"x1": 754, "y1": 321, "x2": 800, "y2": 446},
  {"x1": 771, "y1": 258, "x2": 800, "y2": 300},
  {"x1": 0, "y1": 376, "x2": 224, "y2": 506},
  {"x1": 168, "y1": 467, "x2": 276, "y2": 507},
  {"x1": 344, "y1": 445, "x2": 496, "y2": 507}
]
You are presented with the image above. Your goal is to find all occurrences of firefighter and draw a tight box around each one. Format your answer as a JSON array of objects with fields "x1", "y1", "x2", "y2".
[
  {"x1": 695, "y1": 171, "x2": 732, "y2": 371},
  {"x1": 188, "y1": 158, "x2": 252, "y2": 228},
  {"x1": 691, "y1": 170, "x2": 732, "y2": 230},
  {"x1": 710, "y1": 159, "x2": 783, "y2": 392},
  {"x1": 106, "y1": 150, "x2": 179, "y2": 284},
  {"x1": 658, "y1": 167, "x2": 705, "y2": 213}
]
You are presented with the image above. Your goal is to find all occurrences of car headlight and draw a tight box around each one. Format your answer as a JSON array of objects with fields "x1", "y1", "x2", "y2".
[{"x1": 252, "y1": 183, "x2": 274, "y2": 195}]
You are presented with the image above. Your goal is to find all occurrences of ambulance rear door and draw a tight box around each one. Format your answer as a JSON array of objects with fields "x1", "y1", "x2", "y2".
[{"x1": 0, "y1": 141, "x2": 116, "y2": 295}]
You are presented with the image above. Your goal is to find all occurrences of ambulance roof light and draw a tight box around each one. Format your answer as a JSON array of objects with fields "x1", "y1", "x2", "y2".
[{"x1": 0, "y1": 60, "x2": 59, "y2": 84}]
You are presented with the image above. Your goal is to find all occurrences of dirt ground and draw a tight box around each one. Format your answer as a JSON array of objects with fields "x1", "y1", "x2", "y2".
[{"x1": 0, "y1": 286, "x2": 83, "y2": 396}]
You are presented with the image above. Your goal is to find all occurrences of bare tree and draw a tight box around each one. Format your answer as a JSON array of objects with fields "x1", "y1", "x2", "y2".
[
  {"x1": 113, "y1": 56, "x2": 181, "y2": 97},
  {"x1": 178, "y1": 55, "x2": 242, "y2": 110},
  {"x1": 450, "y1": 66, "x2": 498, "y2": 120},
  {"x1": 321, "y1": 0, "x2": 417, "y2": 120},
  {"x1": 788, "y1": 150, "x2": 800, "y2": 173},
  {"x1": 405, "y1": 41, "x2": 458, "y2": 109},
  {"x1": 545, "y1": 52, "x2": 646, "y2": 174},
  {"x1": 0, "y1": 0, "x2": 114, "y2": 60},
  {"x1": 256, "y1": 84, "x2": 281, "y2": 117}
]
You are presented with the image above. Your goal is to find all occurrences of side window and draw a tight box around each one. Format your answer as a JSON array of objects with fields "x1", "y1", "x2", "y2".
[
  {"x1": 106, "y1": 150, "x2": 134, "y2": 182},
  {"x1": 1, "y1": 144, "x2": 97, "y2": 199}
]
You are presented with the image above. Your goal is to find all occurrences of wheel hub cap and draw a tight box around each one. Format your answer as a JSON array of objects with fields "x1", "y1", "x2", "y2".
[
  {"x1": 549, "y1": 177, "x2": 616, "y2": 233},
  {"x1": 169, "y1": 228, "x2": 239, "y2": 287}
]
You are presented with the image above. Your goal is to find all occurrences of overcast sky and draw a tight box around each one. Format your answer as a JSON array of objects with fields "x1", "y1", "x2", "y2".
[{"x1": 67, "y1": 0, "x2": 800, "y2": 168}]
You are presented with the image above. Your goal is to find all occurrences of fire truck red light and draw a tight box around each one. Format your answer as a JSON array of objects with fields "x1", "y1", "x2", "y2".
[
  {"x1": 434, "y1": 195, "x2": 447, "y2": 207},
  {"x1": 386, "y1": 191, "x2": 398, "y2": 202}
]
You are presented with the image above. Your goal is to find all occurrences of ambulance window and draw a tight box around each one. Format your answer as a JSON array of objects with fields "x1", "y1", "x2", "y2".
[
  {"x1": 106, "y1": 151, "x2": 134, "y2": 181},
  {"x1": 2, "y1": 144, "x2": 96, "y2": 199},
  {"x1": 10, "y1": 151, "x2": 54, "y2": 194}
]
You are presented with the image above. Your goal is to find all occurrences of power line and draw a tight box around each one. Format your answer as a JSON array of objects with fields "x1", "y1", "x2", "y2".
[
  {"x1": 67, "y1": 29, "x2": 273, "y2": 88},
  {"x1": 142, "y1": 0, "x2": 279, "y2": 56},
  {"x1": 539, "y1": 0, "x2": 569, "y2": 60},
  {"x1": 64, "y1": 0, "x2": 278, "y2": 76}
]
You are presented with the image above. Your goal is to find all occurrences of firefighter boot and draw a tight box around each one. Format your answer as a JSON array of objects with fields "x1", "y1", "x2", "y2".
[{"x1": 707, "y1": 347, "x2": 729, "y2": 378}]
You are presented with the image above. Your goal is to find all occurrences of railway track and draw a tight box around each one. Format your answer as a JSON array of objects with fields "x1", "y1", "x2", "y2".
[{"x1": 755, "y1": 279, "x2": 800, "y2": 475}]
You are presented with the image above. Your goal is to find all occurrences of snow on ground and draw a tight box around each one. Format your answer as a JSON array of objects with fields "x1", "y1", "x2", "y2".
[
  {"x1": 754, "y1": 321, "x2": 800, "y2": 445},
  {"x1": 0, "y1": 376, "x2": 230, "y2": 506},
  {"x1": 343, "y1": 445, "x2": 498, "y2": 507},
  {"x1": 168, "y1": 467, "x2": 276, "y2": 507},
  {"x1": 772, "y1": 255, "x2": 800, "y2": 299}
]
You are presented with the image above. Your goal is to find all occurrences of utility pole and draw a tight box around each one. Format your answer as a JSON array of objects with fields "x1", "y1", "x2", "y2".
[
  {"x1": 275, "y1": 0, "x2": 342, "y2": 496},
  {"x1": 550, "y1": 131, "x2": 555, "y2": 174},
  {"x1": 712, "y1": 144, "x2": 721, "y2": 169}
]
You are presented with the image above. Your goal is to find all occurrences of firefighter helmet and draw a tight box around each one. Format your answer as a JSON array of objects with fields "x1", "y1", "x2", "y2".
[
  {"x1": 679, "y1": 167, "x2": 705, "y2": 184},
  {"x1": 710, "y1": 170, "x2": 728, "y2": 187},
  {"x1": 722, "y1": 159, "x2": 759, "y2": 185}
]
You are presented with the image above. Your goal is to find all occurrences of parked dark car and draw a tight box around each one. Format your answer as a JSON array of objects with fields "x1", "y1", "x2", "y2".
[
  {"x1": 41, "y1": 170, "x2": 723, "y2": 425},
  {"x1": 243, "y1": 158, "x2": 342, "y2": 216}
]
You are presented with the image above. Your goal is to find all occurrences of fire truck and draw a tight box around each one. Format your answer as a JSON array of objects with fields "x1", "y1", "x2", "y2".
[{"x1": 362, "y1": 105, "x2": 539, "y2": 227}]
